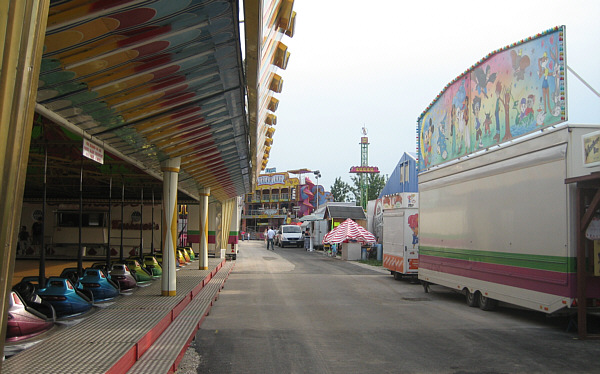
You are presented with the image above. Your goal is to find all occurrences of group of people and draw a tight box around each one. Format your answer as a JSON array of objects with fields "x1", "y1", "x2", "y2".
[
  {"x1": 240, "y1": 231, "x2": 250, "y2": 241},
  {"x1": 17, "y1": 218, "x2": 43, "y2": 255}
]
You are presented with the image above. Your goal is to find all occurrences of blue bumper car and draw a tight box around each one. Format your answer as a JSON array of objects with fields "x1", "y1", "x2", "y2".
[
  {"x1": 37, "y1": 277, "x2": 93, "y2": 318},
  {"x1": 79, "y1": 268, "x2": 120, "y2": 301}
]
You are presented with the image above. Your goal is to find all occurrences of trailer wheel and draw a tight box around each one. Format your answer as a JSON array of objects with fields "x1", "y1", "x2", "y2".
[
  {"x1": 478, "y1": 293, "x2": 498, "y2": 311},
  {"x1": 465, "y1": 289, "x2": 478, "y2": 307}
]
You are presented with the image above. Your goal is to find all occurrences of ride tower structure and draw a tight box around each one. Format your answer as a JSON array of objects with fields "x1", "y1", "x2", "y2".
[{"x1": 349, "y1": 127, "x2": 380, "y2": 210}]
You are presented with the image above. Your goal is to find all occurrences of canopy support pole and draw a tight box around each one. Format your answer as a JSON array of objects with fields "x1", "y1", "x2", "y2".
[
  {"x1": 161, "y1": 158, "x2": 180, "y2": 296},
  {"x1": 199, "y1": 188, "x2": 210, "y2": 270}
]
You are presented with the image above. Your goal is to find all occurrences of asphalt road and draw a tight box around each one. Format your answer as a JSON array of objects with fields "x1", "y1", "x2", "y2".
[{"x1": 176, "y1": 240, "x2": 600, "y2": 374}]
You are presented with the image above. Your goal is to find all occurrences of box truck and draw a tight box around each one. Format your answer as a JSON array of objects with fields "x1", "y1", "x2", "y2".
[{"x1": 376, "y1": 193, "x2": 420, "y2": 279}]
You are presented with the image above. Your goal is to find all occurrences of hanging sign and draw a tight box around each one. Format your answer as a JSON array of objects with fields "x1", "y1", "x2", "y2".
[{"x1": 83, "y1": 139, "x2": 104, "y2": 164}]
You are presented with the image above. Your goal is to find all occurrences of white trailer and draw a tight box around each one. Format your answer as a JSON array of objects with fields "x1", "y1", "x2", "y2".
[{"x1": 418, "y1": 125, "x2": 600, "y2": 313}]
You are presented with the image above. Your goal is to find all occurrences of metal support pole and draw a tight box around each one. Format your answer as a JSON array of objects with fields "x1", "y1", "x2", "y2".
[
  {"x1": 107, "y1": 176, "x2": 112, "y2": 267},
  {"x1": 39, "y1": 140, "x2": 47, "y2": 287},
  {"x1": 120, "y1": 182, "x2": 124, "y2": 261},
  {"x1": 151, "y1": 189, "x2": 155, "y2": 255},
  {"x1": 78, "y1": 158, "x2": 83, "y2": 275},
  {"x1": 139, "y1": 188, "x2": 143, "y2": 259}
]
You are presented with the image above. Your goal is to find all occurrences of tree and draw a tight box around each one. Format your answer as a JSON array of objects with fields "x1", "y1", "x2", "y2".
[
  {"x1": 350, "y1": 173, "x2": 388, "y2": 203},
  {"x1": 330, "y1": 177, "x2": 352, "y2": 202}
]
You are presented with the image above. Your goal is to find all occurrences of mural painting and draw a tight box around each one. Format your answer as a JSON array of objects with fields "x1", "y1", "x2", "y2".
[{"x1": 418, "y1": 26, "x2": 567, "y2": 171}]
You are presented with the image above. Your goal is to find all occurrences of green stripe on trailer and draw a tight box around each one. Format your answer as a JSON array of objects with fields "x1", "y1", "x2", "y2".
[{"x1": 419, "y1": 246, "x2": 575, "y2": 273}]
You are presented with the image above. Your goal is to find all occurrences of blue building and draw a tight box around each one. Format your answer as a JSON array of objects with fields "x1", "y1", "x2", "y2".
[{"x1": 378, "y1": 152, "x2": 419, "y2": 198}]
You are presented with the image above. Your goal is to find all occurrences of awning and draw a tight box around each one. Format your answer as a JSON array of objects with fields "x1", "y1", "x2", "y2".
[
  {"x1": 323, "y1": 218, "x2": 376, "y2": 245},
  {"x1": 34, "y1": 0, "x2": 252, "y2": 202}
]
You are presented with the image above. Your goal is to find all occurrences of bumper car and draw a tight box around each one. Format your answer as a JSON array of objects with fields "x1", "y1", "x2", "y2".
[
  {"x1": 122, "y1": 259, "x2": 154, "y2": 282},
  {"x1": 142, "y1": 255, "x2": 162, "y2": 277},
  {"x1": 176, "y1": 249, "x2": 187, "y2": 265},
  {"x1": 91, "y1": 262, "x2": 111, "y2": 277},
  {"x1": 181, "y1": 246, "x2": 195, "y2": 261},
  {"x1": 109, "y1": 263, "x2": 137, "y2": 290},
  {"x1": 6, "y1": 290, "x2": 55, "y2": 342},
  {"x1": 13, "y1": 276, "x2": 47, "y2": 297},
  {"x1": 37, "y1": 277, "x2": 93, "y2": 317},
  {"x1": 79, "y1": 268, "x2": 120, "y2": 301},
  {"x1": 179, "y1": 248, "x2": 191, "y2": 263},
  {"x1": 59, "y1": 267, "x2": 83, "y2": 288},
  {"x1": 154, "y1": 252, "x2": 163, "y2": 266}
]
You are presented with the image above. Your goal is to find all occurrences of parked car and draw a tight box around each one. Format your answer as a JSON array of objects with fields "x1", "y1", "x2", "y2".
[
  {"x1": 37, "y1": 277, "x2": 93, "y2": 317},
  {"x1": 6, "y1": 290, "x2": 54, "y2": 342},
  {"x1": 79, "y1": 268, "x2": 120, "y2": 301},
  {"x1": 277, "y1": 225, "x2": 303, "y2": 247},
  {"x1": 109, "y1": 263, "x2": 137, "y2": 290}
]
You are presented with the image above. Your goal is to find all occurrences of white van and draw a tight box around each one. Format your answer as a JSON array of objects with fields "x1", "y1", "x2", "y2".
[{"x1": 276, "y1": 225, "x2": 303, "y2": 248}]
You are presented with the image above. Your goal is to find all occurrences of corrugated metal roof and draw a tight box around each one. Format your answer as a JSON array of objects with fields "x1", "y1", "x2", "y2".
[{"x1": 324, "y1": 205, "x2": 366, "y2": 220}]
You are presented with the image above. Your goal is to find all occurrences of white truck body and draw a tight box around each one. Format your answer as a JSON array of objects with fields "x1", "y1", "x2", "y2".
[
  {"x1": 312, "y1": 219, "x2": 328, "y2": 249},
  {"x1": 382, "y1": 208, "x2": 419, "y2": 276},
  {"x1": 418, "y1": 125, "x2": 600, "y2": 313}
]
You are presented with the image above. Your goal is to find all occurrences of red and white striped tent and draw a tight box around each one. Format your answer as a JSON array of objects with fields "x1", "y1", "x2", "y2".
[{"x1": 322, "y1": 218, "x2": 376, "y2": 245}]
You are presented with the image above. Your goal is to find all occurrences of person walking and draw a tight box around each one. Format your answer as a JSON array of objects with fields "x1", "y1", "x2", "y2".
[
  {"x1": 267, "y1": 227, "x2": 276, "y2": 250},
  {"x1": 32, "y1": 218, "x2": 43, "y2": 245},
  {"x1": 304, "y1": 227, "x2": 311, "y2": 251}
]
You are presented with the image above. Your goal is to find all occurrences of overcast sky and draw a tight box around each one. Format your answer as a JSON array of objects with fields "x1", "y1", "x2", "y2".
[{"x1": 264, "y1": 0, "x2": 600, "y2": 191}]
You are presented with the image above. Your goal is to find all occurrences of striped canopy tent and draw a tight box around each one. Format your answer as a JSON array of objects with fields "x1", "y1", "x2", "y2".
[{"x1": 322, "y1": 218, "x2": 376, "y2": 245}]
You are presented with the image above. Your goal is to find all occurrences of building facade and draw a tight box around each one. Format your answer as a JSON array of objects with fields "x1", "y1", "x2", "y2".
[{"x1": 241, "y1": 172, "x2": 300, "y2": 238}]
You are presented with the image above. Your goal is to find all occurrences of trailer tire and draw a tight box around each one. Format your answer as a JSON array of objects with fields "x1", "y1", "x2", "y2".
[
  {"x1": 393, "y1": 271, "x2": 402, "y2": 281},
  {"x1": 465, "y1": 289, "x2": 478, "y2": 307},
  {"x1": 478, "y1": 293, "x2": 498, "y2": 311}
]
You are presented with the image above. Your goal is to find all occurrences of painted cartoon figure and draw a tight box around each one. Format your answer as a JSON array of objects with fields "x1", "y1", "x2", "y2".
[
  {"x1": 472, "y1": 96, "x2": 483, "y2": 148},
  {"x1": 473, "y1": 65, "x2": 497, "y2": 98},
  {"x1": 538, "y1": 52, "x2": 552, "y2": 114},
  {"x1": 436, "y1": 115, "x2": 448, "y2": 160},
  {"x1": 510, "y1": 49, "x2": 530, "y2": 81},
  {"x1": 493, "y1": 81, "x2": 502, "y2": 143},
  {"x1": 483, "y1": 113, "x2": 492, "y2": 136},
  {"x1": 536, "y1": 96, "x2": 546, "y2": 126},
  {"x1": 408, "y1": 213, "x2": 419, "y2": 249},
  {"x1": 421, "y1": 119, "x2": 434, "y2": 167},
  {"x1": 457, "y1": 101, "x2": 470, "y2": 153},
  {"x1": 497, "y1": 83, "x2": 513, "y2": 141}
]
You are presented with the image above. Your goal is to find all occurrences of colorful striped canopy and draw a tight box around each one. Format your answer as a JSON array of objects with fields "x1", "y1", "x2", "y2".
[{"x1": 322, "y1": 218, "x2": 376, "y2": 245}]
